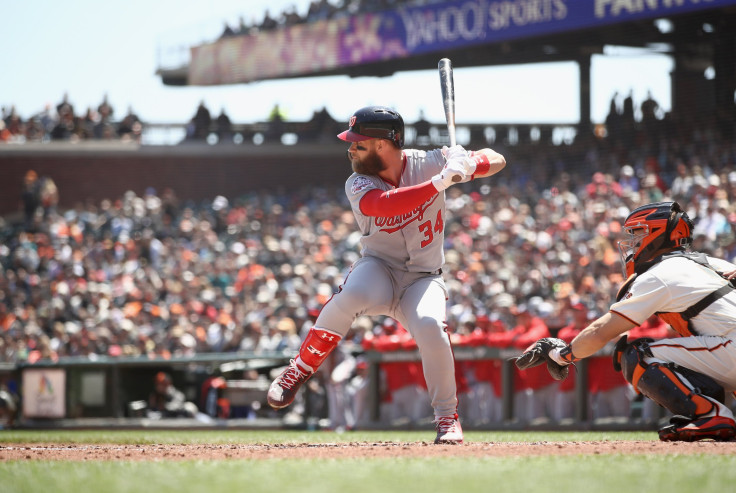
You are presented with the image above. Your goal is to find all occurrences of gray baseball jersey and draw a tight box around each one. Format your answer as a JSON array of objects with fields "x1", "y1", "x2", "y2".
[{"x1": 345, "y1": 148, "x2": 446, "y2": 272}]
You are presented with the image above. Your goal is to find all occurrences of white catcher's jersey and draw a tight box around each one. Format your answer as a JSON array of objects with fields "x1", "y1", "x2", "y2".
[
  {"x1": 611, "y1": 255, "x2": 736, "y2": 336},
  {"x1": 345, "y1": 148, "x2": 445, "y2": 273}
]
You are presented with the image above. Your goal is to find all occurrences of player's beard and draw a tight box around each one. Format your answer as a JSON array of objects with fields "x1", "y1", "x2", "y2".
[{"x1": 351, "y1": 149, "x2": 386, "y2": 176}]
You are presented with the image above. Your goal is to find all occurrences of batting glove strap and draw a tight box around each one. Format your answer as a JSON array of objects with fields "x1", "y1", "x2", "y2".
[{"x1": 431, "y1": 171, "x2": 458, "y2": 191}]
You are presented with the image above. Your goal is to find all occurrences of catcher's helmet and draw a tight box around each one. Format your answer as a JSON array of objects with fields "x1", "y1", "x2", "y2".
[
  {"x1": 618, "y1": 201, "x2": 693, "y2": 276},
  {"x1": 337, "y1": 106, "x2": 404, "y2": 148}
]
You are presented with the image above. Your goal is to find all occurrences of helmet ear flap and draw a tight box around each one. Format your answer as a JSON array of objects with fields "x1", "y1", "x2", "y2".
[{"x1": 668, "y1": 210, "x2": 693, "y2": 248}]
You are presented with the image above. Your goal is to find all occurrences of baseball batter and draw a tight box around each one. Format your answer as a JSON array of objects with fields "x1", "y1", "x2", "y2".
[
  {"x1": 516, "y1": 201, "x2": 736, "y2": 441},
  {"x1": 268, "y1": 105, "x2": 506, "y2": 443}
]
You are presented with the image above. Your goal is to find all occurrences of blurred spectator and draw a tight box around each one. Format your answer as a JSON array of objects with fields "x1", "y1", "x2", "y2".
[
  {"x1": 1, "y1": 93, "x2": 146, "y2": 143},
  {"x1": 3, "y1": 106, "x2": 24, "y2": 140},
  {"x1": 414, "y1": 109, "x2": 431, "y2": 146},
  {"x1": 216, "y1": 108, "x2": 233, "y2": 143},
  {"x1": 307, "y1": 0, "x2": 338, "y2": 21},
  {"x1": 618, "y1": 165, "x2": 639, "y2": 197},
  {"x1": 200, "y1": 374, "x2": 230, "y2": 418},
  {"x1": 147, "y1": 371, "x2": 198, "y2": 418},
  {"x1": 260, "y1": 10, "x2": 278, "y2": 30},
  {"x1": 56, "y1": 93, "x2": 75, "y2": 118},
  {"x1": 554, "y1": 302, "x2": 591, "y2": 420},
  {"x1": 282, "y1": 6, "x2": 303, "y2": 26},
  {"x1": 364, "y1": 318, "x2": 431, "y2": 424},
  {"x1": 640, "y1": 90, "x2": 660, "y2": 128},
  {"x1": 490, "y1": 303, "x2": 557, "y2": 422},
  {"x1": 0, "y1": 386, "x2": 18, "y2": 428},
  {"x1": 454, "y1": 314, "x2": 506, "y2": 424},
  {"x1": 0, "y1": 120, "x2": 10, "y2": 142},
  {"x1": 191, "y1": 101, "x2": 212, "y2": 141},
  {"x1": 622, "y1": 89, "x2": 634, "y2": 122},
  {"x1": 585, "y1": 343, "x2": 631, "y2": 420},
  {"x1": 605, "y1": 91, "x2": 621, "y2": 137},
  {"x1": 325, "y1": 329, "x2": 364, "y2": 430},
  {"x1": 345, "y1": 356, "x2": 371, "y2": 428},
  {"x1": 97, "y1": 94, "x2": 114, "y2": 121},
  {"x1": 117, "y1": 107, "x2": 142, "y2": 142},
  {"x1": 303, "y1": 107, "x2": 337, "y2": 142},
  {"x1": 221, "y1": 22, "x2": 236, "y2": 38},
  {"x1": 21, "y1": 170, "x2": 41, "y2": 229},
  {"x1": 266, "y1": 103, "x2": 286, "y2": 142},
  {"x1": 37, "y1": 174, "x2": 58, "y2": 220}
]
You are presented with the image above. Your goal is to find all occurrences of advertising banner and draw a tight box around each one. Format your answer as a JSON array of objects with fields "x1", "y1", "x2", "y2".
[
  {"x1": 189, "y1": 0, "x2": 736, "y2": 85},
  {"x1": 22, "y1": 368, "x2": 66, "y2": 418}
]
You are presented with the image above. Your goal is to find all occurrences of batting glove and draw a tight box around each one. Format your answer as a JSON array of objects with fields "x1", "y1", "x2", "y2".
[
  {"x1": 442, "y1": 145, "x2": 468, "y2": 161},
  {"x1": 431, "y1": 158, "x2": 470, "y2": 191}
]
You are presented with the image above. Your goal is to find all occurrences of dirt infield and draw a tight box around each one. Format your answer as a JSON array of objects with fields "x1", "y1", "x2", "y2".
[{"x1": 3, "y1": 440, "x2": 736, "y2": 461}]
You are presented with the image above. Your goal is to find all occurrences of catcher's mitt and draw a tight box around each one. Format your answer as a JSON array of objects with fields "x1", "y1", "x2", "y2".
[{"x1": 514, "y1": 337, "x2": 571, "y2": 381}]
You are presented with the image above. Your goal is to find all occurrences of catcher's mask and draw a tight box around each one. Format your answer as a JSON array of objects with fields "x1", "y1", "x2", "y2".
[
  {"x1": 618, "y1": 201, "x2": 693, "y2": 277},
  {"x1": 337, "y1": 106, "x2": 404, "y2": 148}
]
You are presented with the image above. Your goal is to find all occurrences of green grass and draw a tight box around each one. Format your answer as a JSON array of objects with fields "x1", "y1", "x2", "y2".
[{"x1": 2, "y1": 430, "x2": 735, "y2": 493}]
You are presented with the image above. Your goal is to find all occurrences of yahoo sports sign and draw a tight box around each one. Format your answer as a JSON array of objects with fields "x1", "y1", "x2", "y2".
[
  {"x1": 189, "y1": 0, "x2": 736, "y2": 85},
  {"x1": 394, "y1": 0, "x2": 735, "y2": 53}
]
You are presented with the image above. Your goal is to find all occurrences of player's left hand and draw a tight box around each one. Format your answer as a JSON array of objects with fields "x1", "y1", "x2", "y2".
[
  {"x1": 514, "y1": 337, "x2": 571, "y2": 380},
  {"x1": 442, "y1": 145, "x2": 468, "y2": 161}
]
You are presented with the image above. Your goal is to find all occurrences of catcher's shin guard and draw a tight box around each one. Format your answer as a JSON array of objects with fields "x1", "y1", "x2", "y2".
[
  {"x1": 617, "y1": 337, "x2": 725, "y2": 419},
  {"x1": 636, "y1": 363, "x2": 722, "y2": 419},
  {"x1": 630, "y1": 362, "x2": 736, "y2": 441}
]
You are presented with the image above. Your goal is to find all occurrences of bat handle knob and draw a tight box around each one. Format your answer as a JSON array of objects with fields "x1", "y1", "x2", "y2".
[{"x1": 451, "y1": 175, "x2": 462, "y2": 183}]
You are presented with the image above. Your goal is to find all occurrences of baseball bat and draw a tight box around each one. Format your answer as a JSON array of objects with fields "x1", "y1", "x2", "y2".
[{"x1": 438, "y1": 58, "x2": 461, "y2": 182}]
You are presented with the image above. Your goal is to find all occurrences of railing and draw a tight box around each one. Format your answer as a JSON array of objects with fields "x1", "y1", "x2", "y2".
[{"x1": 140, "y1": 121, "x2": 580, "y2": 147}]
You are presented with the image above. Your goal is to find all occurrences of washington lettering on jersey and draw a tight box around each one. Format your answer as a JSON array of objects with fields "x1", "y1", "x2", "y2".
[{"x1": 374, "y1": 195, "x2": 438, "y2": 233}]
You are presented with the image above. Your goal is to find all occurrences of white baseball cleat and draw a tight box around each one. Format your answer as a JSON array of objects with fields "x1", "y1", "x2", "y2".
[{"x1": 434, "y1": 414, "x2": 463, "y2": 444}]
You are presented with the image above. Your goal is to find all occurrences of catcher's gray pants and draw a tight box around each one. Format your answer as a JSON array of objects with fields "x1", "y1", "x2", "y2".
[{"x1": 315, "y1": 256, "x2": 457, "y2": 418}]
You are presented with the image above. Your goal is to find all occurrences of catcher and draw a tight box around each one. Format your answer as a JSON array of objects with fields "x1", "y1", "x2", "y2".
[{"x1": 516, "y1": 201, "x2": 736, "y2": 441}]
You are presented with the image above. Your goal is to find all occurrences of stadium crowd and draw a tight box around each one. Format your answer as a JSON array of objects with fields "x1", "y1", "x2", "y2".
[
  {"x1": 0, "y1": 95, "x2": 143, "y2": 144},
  {"x1": 3, "y1": 96, "x2": 736, "y2": 426}
]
